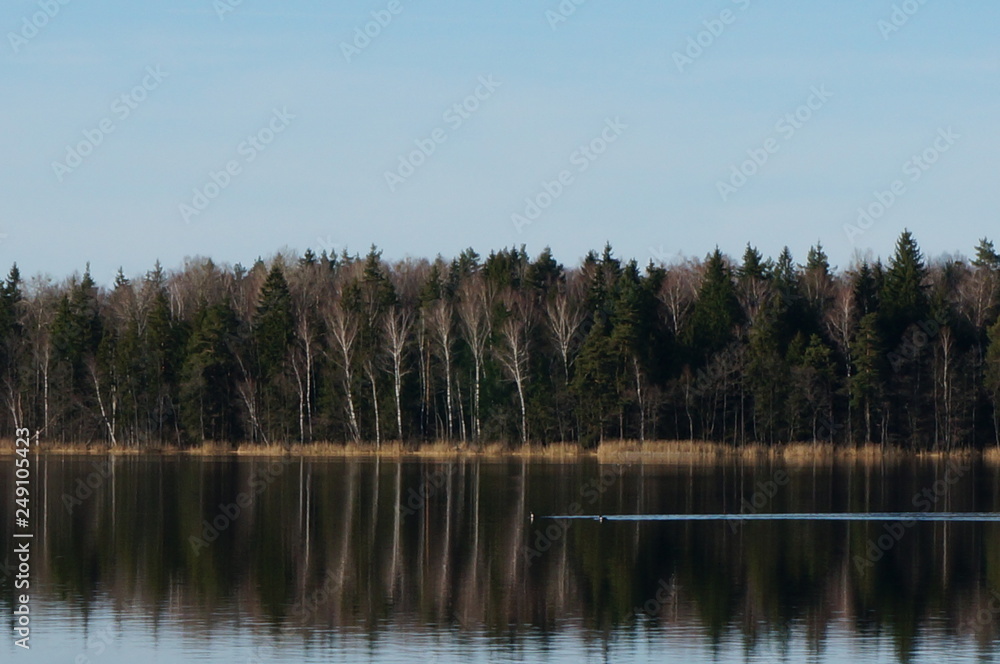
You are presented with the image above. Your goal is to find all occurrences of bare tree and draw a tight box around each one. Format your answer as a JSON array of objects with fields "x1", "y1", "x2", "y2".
[
  {"x1": 383, "y1": 307, "x2": 412, "y2": 442},
  {"x1": 658, "y1": 261, "x2": 698, "y2": 337},
  {"x1": 935, "y1": 325, "x2": 956, "y2": 450},
  {"x1": 387, "y1": 259, "x2": 428, "y2": 440},
  {"x1": 288, "y1": 261, "x2": 325, "y2": 444},
  {"x1": 824, "y1": 276, "x2": 855, "y2": 444},
  {"x1": 87, "y1": 357, "x2": 118, "y2": 448},
  {"x1": 23, "y1": 277, "x2": 57, "y2": 436},
  {"x1": 233, "y1": 354, "x2": 268, "y2": 445},
  {"x1": 545, "y1": 287, "x2": 583, "y2": 386},
  {"x1": 326, "y1": 298, "x2": 362, "y2": 443},
  {"x1": 956, "y1": 264, "x2": 998, "y2": 333},
  {"x1": 428, "y1": 300, "x2": 456, "y2": 441},
  {"x1": 737, "y1": 272, "x2": 771, "y2": 328},
  {"x1": 457, "y1": 276, "x2": 492, "y2": 441},
  {"x1": 416, "y1": 311, "x2": 432, "y2": 439},
  {"x1": 496, "y1": 292, "x2": 532, "y2": 445},
  {"x1": 363, "y1": 358, "x2": 381, "y2": 447},
  {"x1": 956, "y1": 264, "x2": 998, "y2": 434}
]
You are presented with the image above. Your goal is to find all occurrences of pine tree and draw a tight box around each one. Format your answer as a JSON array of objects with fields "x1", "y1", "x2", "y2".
[
  {"x1": 985, "y1": 316, "x2": 1000, "y2": 446},
  {"x1": 572, "y1": 319, "x2": 617, "y2": 446},
  {"x1": 145, "y1": 266, "x2": 183, "y2": 445},
  {"x1": 853, "y1": 261, "x2": 879, "y2": 318},
  {"x1": 0, "y1": 265, "x2": 23, "y2": 429},
  {"x1": 254, "y1": 264, "x2": 294, "y2": 380},
  {"x1": 687, "y1": 249, "x2": 742, "y2": 358},
  {"x1": 0, "y1": 265, "x2": 23, "y2": 346},
  {"x1": 525, "y1": 246, "x2": 562, "y2": 295},
  {"x1": 179, "y1": 301, "x2": 241, "y2": 443},
  {"x1": 737, "y1": 244, "x2": 771, "y2": 326},
  {"x1": 973, "y1": 238, "x2": 1000, "y2": 270},
  {"x1": 880, "y1": 230, "x2": 929, "y2": 344},
  {"x1": 802, "y1": 243, "x2": 832, "y2": 332},
  {"x1": 15, "y1": 233, "x2": 1000, "y2": 450},
  {"x1": 610, "y1": 260, "x2": 652, "y2": 440},
  {"x1": 746, "y1": 297, "x2": 789, "y2": 444},
  {"x1": 796, "y1": 334, "x2": 836, "y2": 441},
  {"x1": 851, "y1": 313, "x2": 883, "y2": 445}
]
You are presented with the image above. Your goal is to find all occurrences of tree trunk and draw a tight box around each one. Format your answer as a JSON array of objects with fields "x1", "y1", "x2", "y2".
[
  {"x1": 634, "y1": 357, "x2": 645, "y2": 443},
  {"x1": 516, "y1": 375, "x2": 527, "y2": 445},
  {"x1": 393, "y1": 356, "x2": 404, "y2": 441},
  {"x1": 90, "y1": 362, "x2": 117, "y2": 448},
  {"x1": 367, "y1": 363, "x2": 381, "y2": 448}
]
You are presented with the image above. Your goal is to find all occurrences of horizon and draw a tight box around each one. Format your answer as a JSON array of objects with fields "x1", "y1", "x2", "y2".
[{"x1": 8, "y1": 230, "x2": 992, "y2": 288}]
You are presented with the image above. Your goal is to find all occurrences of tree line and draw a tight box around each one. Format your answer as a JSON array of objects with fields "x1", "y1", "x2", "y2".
[{"x1": 4, "y1": 230, "x2": 1000, "y2": 450}]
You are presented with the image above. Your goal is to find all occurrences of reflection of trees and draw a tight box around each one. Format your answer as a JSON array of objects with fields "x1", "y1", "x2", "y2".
[{"x1": 3, "y1": 457, "x2": 1000, "y2": 659}]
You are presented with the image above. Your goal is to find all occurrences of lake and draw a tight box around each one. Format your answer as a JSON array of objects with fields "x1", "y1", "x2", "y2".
[{"x1": 2, "y1": 454, "x2": 1000, "y2": 662}]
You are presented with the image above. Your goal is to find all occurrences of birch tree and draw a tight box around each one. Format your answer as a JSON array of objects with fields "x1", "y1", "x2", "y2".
[
  {"x1": 496, "y1": 291, "x2": 532, "y2": 445},
  {"x1": 457, "y1": 276, "x2": 492, "y2": 441}
]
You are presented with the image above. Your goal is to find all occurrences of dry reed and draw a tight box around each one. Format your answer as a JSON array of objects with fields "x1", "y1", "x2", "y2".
[{"x1": 0, "y1": 437, "x2": 995, "y2": 465}]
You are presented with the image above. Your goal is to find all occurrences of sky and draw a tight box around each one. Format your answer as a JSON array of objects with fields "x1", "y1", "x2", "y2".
[{"x1": 1, "y1": 0, "x2": 998, "y2": 284}]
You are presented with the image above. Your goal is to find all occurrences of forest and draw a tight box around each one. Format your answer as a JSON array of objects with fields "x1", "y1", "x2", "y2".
[{"x1": 3, "y1": 230, "x2": 1000, "y2": 451}]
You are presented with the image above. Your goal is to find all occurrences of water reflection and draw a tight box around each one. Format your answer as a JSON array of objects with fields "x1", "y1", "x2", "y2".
[{"x1": 2, "y1": 455, "x2": 1000, "y2": 662}]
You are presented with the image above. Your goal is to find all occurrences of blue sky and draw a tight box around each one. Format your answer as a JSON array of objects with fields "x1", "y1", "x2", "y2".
[{"x1": 2, "y1": 0, "x2": 998, "y2": 283}]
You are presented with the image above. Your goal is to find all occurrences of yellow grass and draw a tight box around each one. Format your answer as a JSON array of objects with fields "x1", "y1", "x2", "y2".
[
  {"x1": 0, "y1": 437, "x2": 995, "y2": 464},
  {"x1": 983, "y1": 446, "x2": 1000, "y2": 465}
]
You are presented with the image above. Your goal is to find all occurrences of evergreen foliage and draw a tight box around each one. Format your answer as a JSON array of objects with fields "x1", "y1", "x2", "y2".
[{"x1": 8, "y1": 232, "x2": 1000, "y2": 450}]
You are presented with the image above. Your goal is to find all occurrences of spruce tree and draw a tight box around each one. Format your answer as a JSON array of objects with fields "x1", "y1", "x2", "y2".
[
  {"x1": 880, "y1": 230, "x2": 929, "y2": 344},
  {"x1": 851, "y1": 312, "x2": 883, "y2": 444},
  {"x1": 687, "y1": 248, "x2": 742, "y2": 359},
  {"x1": 986, "y1": 316, "x2": 1000, "y2": 445},
  {"x1": 973, "y1": 238, "x2": 1000, "y2": 270},
  {"x1": 253, "y1": 264, "x2": 294, "y2": 380}
]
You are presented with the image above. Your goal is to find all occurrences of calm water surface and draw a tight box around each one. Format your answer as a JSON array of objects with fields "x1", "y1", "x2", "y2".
[{"x1": 3, "y1": 455, "x2": 1000, "y2": 663}]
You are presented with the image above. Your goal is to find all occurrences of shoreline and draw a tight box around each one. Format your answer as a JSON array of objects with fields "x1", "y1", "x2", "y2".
[{"x1": 1, "y1": 439, "x2": 996, "y2": 465}]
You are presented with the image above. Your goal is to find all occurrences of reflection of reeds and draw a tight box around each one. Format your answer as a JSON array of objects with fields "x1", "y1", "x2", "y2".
[
  {"x1": 2, "y1": 437, "x2": 995, "y2": 465},
  {"x1": 983, "y1": 447, "x2": 1000, "y2": 465}
]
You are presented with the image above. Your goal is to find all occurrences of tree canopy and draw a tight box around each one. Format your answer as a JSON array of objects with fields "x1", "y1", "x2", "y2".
[{"x1": 6, "y1": 231, "x2": 1000, "y2": 451}]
